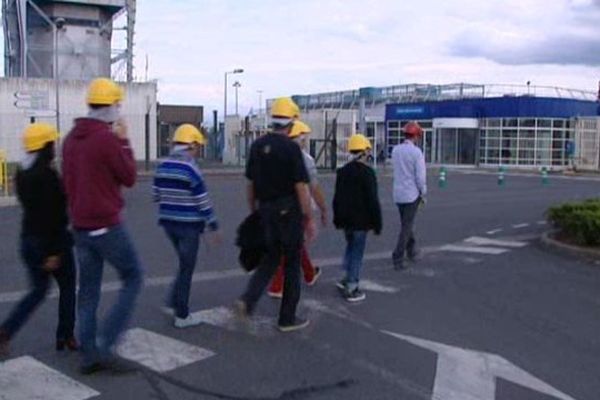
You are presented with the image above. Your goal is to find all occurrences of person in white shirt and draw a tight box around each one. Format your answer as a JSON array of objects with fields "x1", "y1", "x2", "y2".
[{"x1": 391, "y1": 122, "x2": 427, "y2": 270}]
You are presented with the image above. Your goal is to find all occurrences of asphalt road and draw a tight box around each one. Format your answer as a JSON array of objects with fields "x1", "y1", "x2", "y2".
[{"x1": 0, "y1": 169, "x2": 599, "y2": 400}]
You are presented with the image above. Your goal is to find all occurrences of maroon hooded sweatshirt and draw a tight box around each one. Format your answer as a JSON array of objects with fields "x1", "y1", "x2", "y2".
[{"x1": 62, "y1": 118, "x2": 136, "y2": 230}]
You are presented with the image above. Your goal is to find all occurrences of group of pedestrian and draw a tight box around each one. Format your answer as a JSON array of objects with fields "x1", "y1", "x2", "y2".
[{"x1": 0, "y1": 84, "x2": 427, "y2": 371}]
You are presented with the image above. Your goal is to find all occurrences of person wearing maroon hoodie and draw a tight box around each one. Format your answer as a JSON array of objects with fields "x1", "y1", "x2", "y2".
[{"x1": 62, "y1": 78, "x2": 143, "y2": 375}]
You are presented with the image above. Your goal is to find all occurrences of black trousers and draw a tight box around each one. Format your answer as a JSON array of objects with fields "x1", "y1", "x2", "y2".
[{"x1": 242, "y1": 197, "x2": 303, "y2": 326}]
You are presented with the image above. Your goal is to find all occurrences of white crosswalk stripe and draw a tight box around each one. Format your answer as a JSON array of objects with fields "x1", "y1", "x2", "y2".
[
  {"x1": 116, "y1": 327, "x2": 215, "y2": 372},
  {"x1": 440, "y1": 244, "x2": 510, "y2": 255},
  {"x1": 0, "y1": 356, "x2": 100, "y2": 400},
  {"x1": 464, "y1": 236, "x2": 528, "y2": 248},
  {"x1": 190, "y1": 306, "x2": 276, "y2": 336}
]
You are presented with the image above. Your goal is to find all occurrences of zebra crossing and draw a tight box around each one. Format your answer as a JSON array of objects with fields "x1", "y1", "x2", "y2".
[{"x1": 439, "y1": 236, "x2": 530, "y2": 256}]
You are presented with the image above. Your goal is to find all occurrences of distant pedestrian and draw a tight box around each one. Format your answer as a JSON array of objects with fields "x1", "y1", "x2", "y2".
[
  {"x1": 62, "y1": 78, "x2": 143, "y2": 374},
  {"x1": 0, "y1": 123, "x2": 77, "y2": 356},
  {"x1": 153, "y1": 124, "x2": 221, "y2": 328},
  {"x1": 333, "y1": 134, "x2": 382, "y2": 302},
  {"x1": 236, "y1": 97, "x2": 316, "y2": 332},
  {"x1": 391, "y1": 121, "x2": 426, "y2": 270},
  {"x1": 267, "y1": 120, "x2": 326, "y2": 298}
]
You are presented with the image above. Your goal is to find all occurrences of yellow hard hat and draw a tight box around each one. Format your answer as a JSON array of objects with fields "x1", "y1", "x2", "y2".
[
  {"x1": 87, "y1": 78, "x2": 124, "y2": 106},
  {"x1": 289, "y1": 120, "x2": 311, "y2": 139},
  {"x1": 23, "y1": 123, "x2": 59, "y2": 152},
  {"x1": 348, "y1": 134, "x2": 370, "y2": 152},
  {"x1": 173, "y1": 124, "x2": 206, "y2": 145},
  {"x1": 271, "y1": 97, "x2": 299, "y2": 120}
]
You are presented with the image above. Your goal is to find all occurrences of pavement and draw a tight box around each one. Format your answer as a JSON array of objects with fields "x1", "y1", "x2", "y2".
[{"x1": 1, "y1": 171, "x2": 600, "y2": 400}]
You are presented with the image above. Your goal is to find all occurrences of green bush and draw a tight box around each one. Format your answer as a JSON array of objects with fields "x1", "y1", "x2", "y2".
[{"x1": 547, "y1": 199, "x2": 600, "y2": 246}]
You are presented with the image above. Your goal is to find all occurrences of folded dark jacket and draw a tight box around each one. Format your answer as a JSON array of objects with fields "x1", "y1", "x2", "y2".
[{"x1": 236, "y1": 211, "x2": 266, "y2": 272}]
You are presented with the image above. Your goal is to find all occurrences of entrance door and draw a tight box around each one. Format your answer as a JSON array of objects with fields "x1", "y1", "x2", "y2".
[
  {"x1": 439, "y1": 128, "x2": 458, "y2": 164},
  {"x1": 457, "y1": 128, "x2": 477, "y2": 164}
]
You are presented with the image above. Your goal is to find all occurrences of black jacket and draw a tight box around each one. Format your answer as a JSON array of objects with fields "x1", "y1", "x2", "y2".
[
  {"x1": 16, "y1": 157, "x2": 72, "y2": 258},
  {"x1": 236, "y1": 211, "x2": 266, "y2": 272},
  {"x1": 333, "y1": 160, "x2": 382, "y2": 234}
]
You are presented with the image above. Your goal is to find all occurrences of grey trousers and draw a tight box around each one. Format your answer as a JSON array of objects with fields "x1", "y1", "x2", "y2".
[{"x1": 392, "y1": 199, "x2": 420, "y2": 264}]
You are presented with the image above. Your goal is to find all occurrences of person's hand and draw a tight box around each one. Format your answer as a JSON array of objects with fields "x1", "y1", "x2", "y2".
[
  {"x1": 304, "y1": 217, "x2": 317, "y2": 243},
  {"x1": 43, "y1": 255, "x2": 61, "y2": 272},
  {"x1": 113, "y1": 118, "x2": 128, "y2": 140},
  {"x1": 206, "y1": 230, "x2": 223, "y2": 247},
  {"x1": 419, "y1": 197, "x2": 427, "y2": 208}
]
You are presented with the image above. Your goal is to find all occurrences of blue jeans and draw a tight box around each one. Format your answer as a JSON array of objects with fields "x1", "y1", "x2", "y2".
[
  {"x1": 74, "y1": 224, "x2": 143, "y2": 366},
  {"x1": 1, "y1": 235, "x2": 76, "y2": 341},
  {"x1": 342, "y1": 230, "x2": 368, "y2": 291},
  {"x1": 162, "y1": 221, "x2": 202, "y2": 319}
]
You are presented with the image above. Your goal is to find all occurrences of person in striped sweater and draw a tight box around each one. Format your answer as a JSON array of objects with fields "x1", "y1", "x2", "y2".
[{"x1": 153, "y1": 124, "x2": 221, "y2": 328}]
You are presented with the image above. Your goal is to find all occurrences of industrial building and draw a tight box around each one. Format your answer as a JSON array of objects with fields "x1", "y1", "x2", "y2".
[
  {"x1": 0, "y1": 0, "x2": 159, "y2": 164},
  {"x1": 242, "y1": 83, "x2": 600, "y2": 170}
]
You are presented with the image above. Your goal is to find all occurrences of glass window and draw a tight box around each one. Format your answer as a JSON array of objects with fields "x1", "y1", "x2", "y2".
[
  {"x1": 419, "y1": 121, "x2": 433, "y2": 129},
  {"x1": 553, "y1": 120, "x2": 565, "y2": 128},
  {"x1": 487, "y1": 138, "x2": 500, "y2": 148},
  {"x1": 519, "y1": 139, "x2": 536, "y2": 149},
  {"x1": 552, "y1": 131, "x2": 564, "y2": 140},
  {"x1": 504, "y1": 118, "x2": 518, "y2": 127},
  {"x1": 538, "y1": 130, "x2": 551, "y2": 139},
  {"x1": 519, "y1": 130, "x2": 535, "y2": 139},
  {"x1": 520, "y1": 119, "x2": 536, "y2": 128},
  {"x1": 388, "y1": 122, "x2": 399, "y2": 128},
  {"x1": 487, "y1": 119, "x2": 502, "y2": 128},
  {"x1": 539, "y1": 119, "x2": 552, "y2": 128},
  {"x1": 502, "y1": 129, "x2": 518, "y2": 139}
]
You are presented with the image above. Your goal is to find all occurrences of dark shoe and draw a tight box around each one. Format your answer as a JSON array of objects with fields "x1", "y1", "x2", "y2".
[
  {"x1": 278, "y1": 318, "x2": 310, "y2": 333},
  {"x1": 344, "y1": 288, "x2": 366, "y2": 303},
  {"x1": 0, "y1": 330, "x2": 10, "y2": 357},
  {"x1": 393, "y1": 260, "x2": 406, "y2": 270},
  {"x1": 80, "y1": 357, "x2": 137, "y2": 375},
  {"x1": 407, "y1": 249, "x2": 421, "y2": 262},
  {"x1": 56, "y1": 337, "x2": 79, "y2": 351}
]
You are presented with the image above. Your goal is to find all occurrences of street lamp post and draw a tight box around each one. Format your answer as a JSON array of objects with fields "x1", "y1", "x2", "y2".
[
  {"x1": 224, "y1": 68, "x2": 244, "y2": 119},
  {"x1": 233, "y1": 81, "x2": 241, "y2": 116},
  {"x1": 223, "y1": 68, "x2": 244, "y2": 162}
]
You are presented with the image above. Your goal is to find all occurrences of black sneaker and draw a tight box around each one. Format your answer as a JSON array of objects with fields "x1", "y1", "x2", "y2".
[
  {"x1": 344, "y1": 288, "x2": 366, "y2": 303},
  {"x1": 278, "y1": 318, "x2": 310, "y2": 333},
  {"x1": 80, "y1": 357, "x2": 137, "y2": 375}
]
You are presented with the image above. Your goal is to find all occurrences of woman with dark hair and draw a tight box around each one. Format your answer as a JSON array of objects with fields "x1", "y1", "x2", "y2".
[{"x1": 0, "y1": 123, "x2": 77, "y2": 356}]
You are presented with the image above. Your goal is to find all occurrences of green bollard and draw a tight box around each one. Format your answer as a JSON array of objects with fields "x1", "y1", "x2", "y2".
[
  {"x1": 542, "y1": 166, "x2": 549, "y2": 185},
  {"x1": 438, "y1": 166, "x2": 447, "y2": 188},
  {"x1": 497, "y1": 166, "x2": 506, "y2": 186}
]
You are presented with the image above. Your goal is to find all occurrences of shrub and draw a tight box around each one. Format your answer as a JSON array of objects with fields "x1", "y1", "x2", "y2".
[{"x1": 547, "y1": 199, "x2": 600, "y2": 246}]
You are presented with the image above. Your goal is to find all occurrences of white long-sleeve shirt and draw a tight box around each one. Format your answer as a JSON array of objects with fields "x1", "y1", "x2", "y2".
[{"x1": 392, "y1": 140, "x2": 427, "y2": 204}]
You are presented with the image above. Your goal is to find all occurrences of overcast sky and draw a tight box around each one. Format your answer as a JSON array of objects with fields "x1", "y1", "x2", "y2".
[{"x1": 3, "y1": 0, "x2": 600, "y2": 118}]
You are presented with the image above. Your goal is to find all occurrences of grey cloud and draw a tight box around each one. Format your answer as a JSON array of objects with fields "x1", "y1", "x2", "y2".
[{"x1": 451, "y1": 33, "x2": 600, "y2": 66}]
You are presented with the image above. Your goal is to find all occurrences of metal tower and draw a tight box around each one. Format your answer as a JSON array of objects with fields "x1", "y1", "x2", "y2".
[{"x1": 2, "y1": 0, "x2": 135, "y2": 81}]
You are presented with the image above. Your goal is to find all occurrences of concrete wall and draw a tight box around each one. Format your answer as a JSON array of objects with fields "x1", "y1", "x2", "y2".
[{"x1": 0, "y1": 78, "x2": 157, "y2": 163}]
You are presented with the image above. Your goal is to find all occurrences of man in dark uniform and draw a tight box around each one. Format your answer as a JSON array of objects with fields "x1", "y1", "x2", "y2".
[{"x1": 236, "y1": 97, "x2": 315, "y2": 332}]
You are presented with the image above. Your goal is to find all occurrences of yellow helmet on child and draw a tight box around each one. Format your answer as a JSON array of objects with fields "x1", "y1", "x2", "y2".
[
  {"x1": 173, "y1": 124, "x2": 206, "y2": 145},
  {"x1": 348, "y1": 133, "x2": 370, "y2": 152},
  {"x1": 23, "y1": 123, "x2": 59, "y2": 152},
  {"x1": 289, "y1": 120, "x2": 311, "y2": 139}
]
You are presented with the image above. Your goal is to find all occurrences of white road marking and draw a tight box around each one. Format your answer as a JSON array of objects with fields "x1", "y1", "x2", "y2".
[
  {"x1": 512, "y1": 223, "x2": 530, "y2": 229},
  {"x1": 189, "y1": 306, "x2": 275, "y2": 336},
  {"x1": 360, "y1": 280, "x2": 399, "y2": 294},
  {"x1": 537, "y1": 220, "x2": 548, "y2": 225},
  {"x1": 486, "y1": 229, "x2": 503, "y2": 235},
  {"x1": 116, "y1": 328, "x2": 214, "y2": 372},
  {"x1": 464, "y1": 236, "x2": 528, "y2": 248},
  {"x1": 0, "y1": 356, "x2": 100, "y2": 400},
  {"x1": 439, "y1": 245, "x2": 509, "y2": 255},
  {"x1": 383, "y1": 331, "x2": 577, "y2": 400}
]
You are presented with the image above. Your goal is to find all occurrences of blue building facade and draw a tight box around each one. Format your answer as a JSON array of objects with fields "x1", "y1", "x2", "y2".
[{"x1": 386, "y1": 97, "x2": 600, "y2": 167}]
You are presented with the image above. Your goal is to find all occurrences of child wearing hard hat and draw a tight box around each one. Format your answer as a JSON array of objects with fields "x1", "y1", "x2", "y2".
[
  {"x1": 0, "y1": 123, "x2": 78, "y2": 356},
  {"x1": 333, "y1": 134, "x2": 382, "y2": 302},
  {"x1": 153, "y1": 124, "x2": 221, "y2": 328}
]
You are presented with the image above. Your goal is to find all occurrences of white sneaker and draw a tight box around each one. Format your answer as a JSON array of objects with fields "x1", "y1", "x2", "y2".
[{"x1": 174, "y1": 314, "x2": 203, "y2": 329}]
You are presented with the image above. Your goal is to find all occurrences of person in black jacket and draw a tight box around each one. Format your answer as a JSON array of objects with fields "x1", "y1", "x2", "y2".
[
  {"x1": 333, "y1": 134, "x2": 382, "y2": 303},
  {"x1": 0, "y1": 123, "x2": 77, "y2": 356}
]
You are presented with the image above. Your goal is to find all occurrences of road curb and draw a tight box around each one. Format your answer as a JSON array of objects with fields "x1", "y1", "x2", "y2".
[{"x1": 540, "y1": 231, "x2": 600, "y2": 261}]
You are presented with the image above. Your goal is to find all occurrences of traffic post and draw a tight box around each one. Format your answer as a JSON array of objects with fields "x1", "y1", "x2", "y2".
[
  {"x1": 438, "y1": 166, "x2": 447, "y2": 188},
  {"x1": 497, "y1": 166, "x2": 506, "y2": 186}
]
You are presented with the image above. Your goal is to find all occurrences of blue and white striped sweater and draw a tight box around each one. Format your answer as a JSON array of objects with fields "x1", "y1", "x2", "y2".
[{"x1": 153, "y1": 152, "x2": 218, "y2": 231}]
